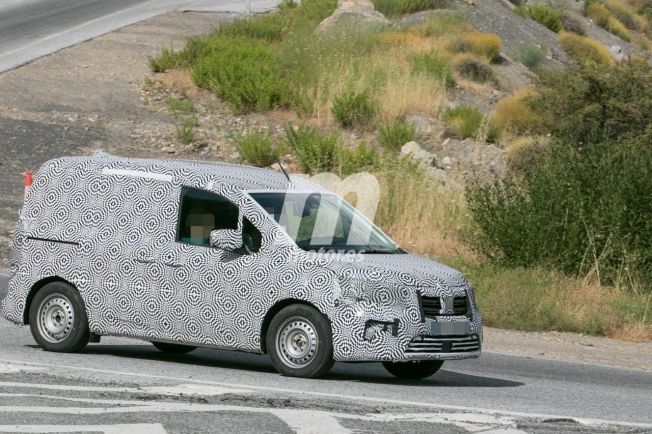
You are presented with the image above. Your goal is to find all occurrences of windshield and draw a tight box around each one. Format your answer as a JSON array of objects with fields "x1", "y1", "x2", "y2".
[{"x1": 249, "y1": 192, "x2": 403, "y2": 254}]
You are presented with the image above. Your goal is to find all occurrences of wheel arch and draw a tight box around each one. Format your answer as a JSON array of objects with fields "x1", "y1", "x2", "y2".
[
  {"x1": 260, "y1": 298, "x2": 329, "y2": 354},
  {"x1": 23, "y1": 276, "x2": 77, "y2": 325}
]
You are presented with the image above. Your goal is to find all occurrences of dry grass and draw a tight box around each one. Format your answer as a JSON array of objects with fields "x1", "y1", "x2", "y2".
[
  {"x1": 492, "y1": 87, "x2": 546, "y2": 134},
  {"x1": 559, "y1": 31, "x2": 615, "y2": 65},
  {"x1": 159, "y1": 70, "x2": 198, "y2": 98},
  {"x1": 375, "y1": 168, "x2": 477, "y2": 260},
  {"x1": 448, "y1": 258, "x2": 652, "y2": 340},
  {"x1": 450, "y1": 32, "x2": 503, "y2": 62}
]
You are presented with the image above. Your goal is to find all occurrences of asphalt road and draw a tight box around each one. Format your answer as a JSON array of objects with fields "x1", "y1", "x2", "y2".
[
  {"x1": 0, "y1": 0, "x2": 279, "y2": 72},
  {"x1": 1, "y1": 273, "x2": 651, "y2": 433}
]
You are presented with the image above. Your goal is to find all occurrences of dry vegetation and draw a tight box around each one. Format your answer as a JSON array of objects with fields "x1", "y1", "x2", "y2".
[{"x1": 147, "y1": 0, "x2": 652, "y2": 341}]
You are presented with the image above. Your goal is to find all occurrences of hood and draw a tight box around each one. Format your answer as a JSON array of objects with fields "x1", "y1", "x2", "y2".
[{"x1": 317, "y1": 252, "x2": 469, "y2": 290}]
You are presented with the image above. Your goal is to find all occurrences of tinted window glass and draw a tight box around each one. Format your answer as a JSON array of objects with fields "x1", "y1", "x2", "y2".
[
  {"x1": 242, "y1": 218, "x2": 262, "y2": 254},
  {"x1": 177, "y1": 187, "x2": 238, "y2": 247}
]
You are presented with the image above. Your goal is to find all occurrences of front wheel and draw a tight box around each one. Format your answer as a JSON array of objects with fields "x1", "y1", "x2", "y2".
[
  {"x1": 267, "y1": 304, "x2": 334, "y2": 378},
  {"x1": 383, "y1": 360, "x2": 444, "y2": 379},
  {"x1": 151, "y1": 341, "x2": 197, "y2": 354},
  {"x1": 29, "y1": 282, "x2": 90, "y2": 353}
]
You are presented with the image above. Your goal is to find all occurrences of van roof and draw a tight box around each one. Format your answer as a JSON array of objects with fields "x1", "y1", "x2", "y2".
[{"x1": 46, "y1": 150, "x2": 323, "y2": 192}]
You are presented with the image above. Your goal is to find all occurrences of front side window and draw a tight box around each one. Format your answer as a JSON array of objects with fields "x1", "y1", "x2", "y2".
[
  {"x1": 249, "y1": 192, "x2": 402, "y2": 254},
  {"x1": 177, "y1": 187, "x2": 238, "y2": 247}
]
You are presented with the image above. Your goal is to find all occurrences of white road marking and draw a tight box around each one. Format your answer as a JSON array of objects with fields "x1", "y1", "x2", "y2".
[
  {"x1": 0, "y1": 357, "x2": 649, "y2": 429},
  {"x1": 0, "y1": 424, "x2": 166, "y2": 434},
  {"x1": 0, "y1": 391, "x2": 528, "y2": 434},
  {"x1": 0, "y1": 381, "x2": 250, "y2": 396}
]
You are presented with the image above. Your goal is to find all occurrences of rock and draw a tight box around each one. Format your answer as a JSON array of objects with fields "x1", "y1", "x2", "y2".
[
  {"x1": 401, "y1": 141, "x2": 435, "y2": 167},
  {"x1": 610, "y1": 45, "x2": 625, "y2": 61},
  {"x1": 400, "y1": 141, "x2": 458, "y2": 188},
  {"x1": 404, "y1": 114, "x2": 430, "y2": 137},
  {"x1": 316, "y1": 0, "x2": 390, "y2": 32}
]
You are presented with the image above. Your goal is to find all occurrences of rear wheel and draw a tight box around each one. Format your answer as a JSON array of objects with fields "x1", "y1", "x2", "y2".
[
  {"x1": 151, "y1": 341, "x2": 197, "y2": 354},
  {"x1": 267, "y1": 304, "x2": 334, "y2": 378},
  {"x1": 383, "y1": 360, "x2": 444, "y2": 379},
  {"x1": 29, "y1": 282, "x2": 89, "y2": 353}
]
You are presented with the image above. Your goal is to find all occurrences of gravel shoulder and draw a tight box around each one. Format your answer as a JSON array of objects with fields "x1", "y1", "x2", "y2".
[{"x1": 484, "y1": 327, "x2": 652, "y2": 372}]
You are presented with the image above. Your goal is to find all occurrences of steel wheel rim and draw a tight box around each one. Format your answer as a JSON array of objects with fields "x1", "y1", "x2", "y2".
[
  {"x1": 37, "y1": 293, "x2": 74, "y2": 343},
  {"x1": 276, "y1": 316, "x2": 319, "y2": 369}
]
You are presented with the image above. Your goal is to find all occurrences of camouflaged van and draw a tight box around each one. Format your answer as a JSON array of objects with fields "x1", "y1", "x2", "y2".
[{"x1": 2, "y1": 152, "x2": 482, "y2": 378}]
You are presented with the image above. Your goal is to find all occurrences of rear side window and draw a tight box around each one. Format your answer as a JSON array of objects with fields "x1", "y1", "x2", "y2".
[{"x1": 177, "y1": 187, "x2": 238, "y2": 247}]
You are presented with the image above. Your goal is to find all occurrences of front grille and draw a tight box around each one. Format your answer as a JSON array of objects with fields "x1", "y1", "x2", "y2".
[
  {"x1": 405, "y1": 335, "x2": 480, "y2": 354},
  {"x1": 421, "y1": 296, "x2": 441, "y2": 319},
  {"x1": 420, "y1": 295, "x2": 468, "y2": 318}
]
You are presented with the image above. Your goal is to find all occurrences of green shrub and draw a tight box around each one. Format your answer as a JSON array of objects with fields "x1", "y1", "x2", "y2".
[
  {"x1": 443, "y1": 106, "x2": 488, "y2": 140},
  {"x1": 379, "y1": 120, "x2": 417, "y2": 152},
  {"x1": 372, "y1": 0, "x2": 435, "y2": 16},
  {"x1": 285, "y1": 125, "x2": 339, "y2": 173},
  {"x1": 166, "y1": 97, "x2": 194, "y2": 113},
  {"x1": 191, "y1": 36, "x2": 294, "y2": 113},
  {"x1": 516, "y1": 5, "x2": 563, "y2": 33},
  {"x1": 331, "y1": 90, "x2": 376, "y2": 129},
  {"x1": 337, "y1": 142, "x2": 379, "y2": 176},
  {"x1": 410, "y1": 52, "x2": 455, "y2": 87},
  {"x1": 235, "y1": 130, "x2": 282, "y2": 167},
  {"x1": 467, "y1": 139, "x2": 652, "y2": 287},
  {"x1": 177, "y1": 117, "x2": 198, "y2": 144},
  {"x1": 454, "y1": 55, "x2": 498, "y2": 84},
  {"x1": 558, "y1": 31, "x2": 615, "y2": 65},
  {"x1": 513, "y1": 43, "x2": 546, "y2": 69},
  {"x1": 149, "y1": 48, "x2": 183, "y2": 73},
  {"x1": 219, "y1": 13, "x2": 289, "y2": 41},
  {"x1": 534, "y1": 61, "x2": 652, "y2": 144}
]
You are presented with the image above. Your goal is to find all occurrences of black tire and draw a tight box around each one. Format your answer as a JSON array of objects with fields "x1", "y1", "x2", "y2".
[
  {"x1": 383, "y1": 360, "x2": 444, "y2": 379},
  {"x1": 267, "y1": 304, "x2": 334, "y2": 378},
  {"x1": 29, "y1": 281, "x2": 90, "y2": 353},
  {"x1": 151, "y1": 341, "x2": 197, "y2": 354}
]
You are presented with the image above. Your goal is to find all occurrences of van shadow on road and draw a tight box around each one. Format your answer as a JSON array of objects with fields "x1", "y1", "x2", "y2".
[{"x1": 28, "y1": 343, "x2": 524, "y2": 388}]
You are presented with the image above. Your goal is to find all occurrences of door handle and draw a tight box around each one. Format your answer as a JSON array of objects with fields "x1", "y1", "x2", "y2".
[
  {"x1": 136, "y1": 257, "x2": 155, "y2": 264},
  {"x1": 163, "y1": 261, "x2": 183, "y2": 268}
]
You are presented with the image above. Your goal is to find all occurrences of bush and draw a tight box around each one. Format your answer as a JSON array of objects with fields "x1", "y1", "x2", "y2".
[
  {"x1": 562, "y1": 12, "x2": 588, "y2": 35},
  {"x1": 410, "y1": 52, "x2": 455, "y2": 87},
  {"x1": 167, "y1": 97, "x2": 194, "y2": 113},
  {"x1": 191, "y1": 36, "x2": 294, "y2": 113},
  {"x1": 235, "y1": 130, "x2": 282, "y2": 167},
  {"x1": 451, "y1": 32, "x2": 503, "y2": 62},
  {"x1": 177, "y1": 117, "x2": 198, "y2": 144},
  {"x1": 219, "y1": 13, "x2": 289, "y2": 41},
  {"x1": 586, "y1": 4, "x2": 632, "y2": 41},
  {"x1": 285, "y1": 125, "x2": 339, "y2": 173},
  {"x1": 558, "y1": 31, "x2": 615, "y2": 65},
  {"x1": 379, "y1": 120, "x2": 417, "y2": 152},
  {"x1": 513, "y1": 43, "x2": 546, "y2": 68},
  {"x1": 331, "y1": 90, "x2": 376, "y2": 129},
  {"x1": 442, "y1": 106, "x2": 486, "y2": 140},
  {"x1": 492, "y1": 87, "x2": 546, "y2": 134},
  {"x1": 454, "y1": 55, "x2": 498, "y2": 84},
  {"x1": 467, "y1": 139, "x2": 652, "y2": 287},
  {"x1": 533, "y1": 61, "x2": 652, "y2": 144},
  {"x1": 516, "y1": 5, "x2": 563, "y2": 32},
  {"x1": 149, "y1": 48, "x2": 183, "y2": 73},
  {"x1": 336, "y1": 142, "x2": 379, "y2": 176},
  {"x1": 372, "y1": 0, "x2": 434, "y2": 16}
]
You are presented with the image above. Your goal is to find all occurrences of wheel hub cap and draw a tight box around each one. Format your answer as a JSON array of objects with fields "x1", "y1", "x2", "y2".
[
  {"x1": 37, "y1": 294, "x2": 74, "y2": 343},
  {"x1": 277, "y1": 317, "x2": 319, "y2": 368}
]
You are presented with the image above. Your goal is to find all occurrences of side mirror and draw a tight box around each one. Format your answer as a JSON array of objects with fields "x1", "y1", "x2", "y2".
[{"x1": 209, "y1": 229, "x2": 243, "y2": 251}]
